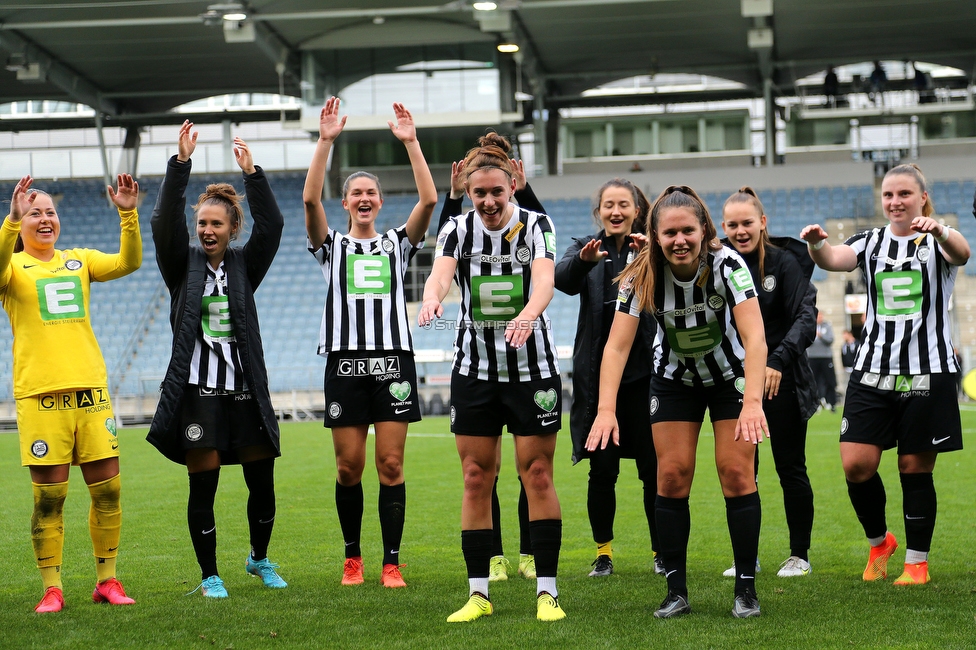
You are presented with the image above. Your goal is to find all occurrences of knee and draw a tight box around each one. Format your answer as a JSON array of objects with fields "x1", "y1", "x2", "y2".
[
  {"x1": 376, "y1": 453, "x2": 404, "y2": 485},
  {"x1": 462, "y1": 464, "x2": 493, "y2": 496},
  {"x1": 521, "y1": 460, "x2": 554, "y2": 495},
  {"x1": 335, "y1": 460, "x2": 365, "y2": 486},
  {"x1": 717, "y1": 464, "x2": 755, "y2": 494},
  {"x1": 657, "y1": 463, "x2": 693, "y2": 497},
  {"x1": 842, "y1": 459, "x2": 876, "y2": 483}
]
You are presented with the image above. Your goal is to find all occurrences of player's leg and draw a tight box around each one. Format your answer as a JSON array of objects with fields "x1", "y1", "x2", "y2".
[{"x1": 374, "y1": 420, "x2": 408, "y2": 587}]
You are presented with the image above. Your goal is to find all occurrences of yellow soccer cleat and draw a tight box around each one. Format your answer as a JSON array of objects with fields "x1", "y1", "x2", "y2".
[
  {"x1": 488, "y1": 556, "x2": 511, "y2": 582},
  {"x1": 536, "y1": 591, "x2": 566, "y2": 621},
  {"x1": 862, "y1": 532, "x2": 898, "y2": 581},
  {"x1": 518, "y1": 554, "x2": 536, "y2": 579},
  {"x1": 893, "y1": 561, "x2": 930, "y2": 586},
  {"x1": 447, "y1": 592, "x2": 493, "y2": 623}
]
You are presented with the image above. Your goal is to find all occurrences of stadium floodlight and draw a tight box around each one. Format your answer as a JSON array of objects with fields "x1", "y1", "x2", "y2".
[
  {"x1": 222, "y1": 12, "x2": 248, "y2": 22},
  {"x1": 497, "y1": 42, "x2": 520, "y2": 53},
  {"x1": 473, "y1": 2, "x2": 498, "y2": 10}
]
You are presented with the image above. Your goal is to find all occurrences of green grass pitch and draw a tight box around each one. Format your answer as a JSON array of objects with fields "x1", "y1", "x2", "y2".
[{"x1": 2, "y1": 408, "x2": 975, "y2": 649}]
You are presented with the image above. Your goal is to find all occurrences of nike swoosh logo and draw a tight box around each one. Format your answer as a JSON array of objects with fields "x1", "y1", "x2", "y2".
[
  {"x1": 665, "y1": 569, "x2": 676, "y2": 577},
  {"x1": 258, "y1": 517, "x2": 275, "y2": 524},
  {"x1": 202, "y1": 526, "x2": 216, "y2": 535},
  {"x1": 905, "y1": 515, "x2": 925, "y2": 520},
  {"x1": 541, "y1": 419, "x2": 557, "y2": 426},
  {"x1": 108, "y1": 546, "x2": 119, "y2": 552},
  {"x1": 23, "y1": 264, "x2": 36, "y2": 269},
  {"x1": 38, "y1": 556, "x2": 55, "y2": 561},
  {"x1": 739, "y1": 574, "x2": 754, "y2": 580},
  {"x1": 932, "y1": 436, "x2": 950, "y2": 445},
  {"x1": 395, "y1": 408, "x2": 410, "y2": 414}
]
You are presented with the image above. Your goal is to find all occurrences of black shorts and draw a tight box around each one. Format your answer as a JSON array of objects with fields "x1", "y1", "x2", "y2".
[
  {"x1": 648, "y1": 374, "x2": 744, "y2": 425},
  {"x1": 450, "y1": 371, "x2": 561, "y2": 437},
  {"x1": 841, "y1": 371, "x2": 962, "y2": 454},
  {"x1": 179, "y1": 386, "x2": 272, "y2": 457},
  {"x1": 324, "y1": 350, "x2": 422, "y2": 427}
]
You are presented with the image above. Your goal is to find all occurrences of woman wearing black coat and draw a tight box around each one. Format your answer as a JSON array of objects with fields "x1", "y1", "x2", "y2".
[
  {"x1": 148, "y1": 121, "x2": 286, "y2": 598},
  {"x1": 721, "y1": 186, "x2": 818, "y2": 578},
  {"x1": 555, "y1": 178, "x2": 660, "y2": 577}
]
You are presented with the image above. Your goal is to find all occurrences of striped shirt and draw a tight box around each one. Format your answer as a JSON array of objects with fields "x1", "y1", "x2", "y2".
[
  {"x1": 436, "y1": 207, "x2": 559, "y2": 382},
  {"x1": 311, "y1": 225, "x2": 420, "y2": 354},
  {"x1": 188, "y1": 261, "x2": 245, "y2": 390},
  {"x1": 618, "y1": 246, "x2": 757, "y2": 386},
  {"x1": 847, "y1": 226, "x2": 959, "y2": 375}
]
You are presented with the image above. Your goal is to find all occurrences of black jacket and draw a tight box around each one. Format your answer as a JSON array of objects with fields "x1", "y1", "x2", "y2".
[
  {"x1": 147, "y1": 156, "x2": 283, "y2": 464},
  {"x1": 725, "y1": 237, "x2": 819, "y2": 421},
  {"x1": 555, "y1": 233, "x2": 656, "y2": 464}
]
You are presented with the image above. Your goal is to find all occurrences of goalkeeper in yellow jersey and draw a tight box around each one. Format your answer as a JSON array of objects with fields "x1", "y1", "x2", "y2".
[{"x1": 0, "y1": 173, "x2": 142, "y2": 613}]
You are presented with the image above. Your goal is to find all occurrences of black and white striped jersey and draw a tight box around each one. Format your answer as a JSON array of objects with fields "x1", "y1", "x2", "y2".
[
  {"x1": 435, "y1": 207, "x2": 559, "y2": 382},
  {"x1": 847, "y1": 226, "x2": 959, "y2": 375},
  {"x1": 188, "y1": 261, "x2": 246, "y2": 390},
  {"x1": 310, "y1": 225, "x2": 421, "y2": 354},
  {"x1": 618, "y1": 246, "x2": 757, "y2": 386}
]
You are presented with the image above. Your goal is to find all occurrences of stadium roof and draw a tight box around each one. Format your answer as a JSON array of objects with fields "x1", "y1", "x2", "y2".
[{"x1": 1, "y1": 0, "x2": 975, "y2": 130}]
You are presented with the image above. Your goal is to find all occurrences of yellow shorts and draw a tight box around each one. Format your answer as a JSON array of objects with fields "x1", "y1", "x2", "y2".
[{"x1": 17, "y1": 388, "x2": 119, "y2": 466}]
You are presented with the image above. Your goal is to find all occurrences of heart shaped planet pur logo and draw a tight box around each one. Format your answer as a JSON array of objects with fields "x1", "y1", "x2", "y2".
[
  {"x1": 534, "y1": 388, "x2": 557, "y2": 412},
  {"x1": 389, "y1": 381, "x2": 412, "y2": 402}
]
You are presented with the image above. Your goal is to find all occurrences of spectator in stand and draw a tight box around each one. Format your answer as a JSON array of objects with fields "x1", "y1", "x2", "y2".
[
  {"x1": 824, "y1": 66, "x2": 840, "y2": 107},
  {"x1": 869, "y1": 61, "x2": 887, "y2": 106},
  {"x1": 808, "y1": 312, "x2": 837, "y2": 411}
]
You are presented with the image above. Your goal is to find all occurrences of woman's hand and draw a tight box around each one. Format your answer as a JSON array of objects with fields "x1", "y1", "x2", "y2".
[
  {"x1": 628, "y1": 232, "x2": 649, "y2": 253},
  {"x1": 8, "y1": 175, "x2": 35, "y2": 223},
  {"x1": 734, "y1": 401, "x2": 769, "y2": 444},
  {"x1": 177, "y1": 120, "x2": 197, "y2": 162},
  {"x1": 764, "y1": 367, "x2": 782, "y2": 399},
  {"x1": 233, "y1": 137, "x2": 256, "y2": 174},
  {"x1": 505, "y1": 309, "x2": 538, "y2": 349},
  {"x1": 418, "y1": 297, "x2": 443, "y2": 327},
  {"x1": 586, "y1": 411, "x2": 619, "y2": 451},
  {"x1": 449, "y1": 159, "x2": 466, "y2": 200},
  {"x1": 910, "y1": 216, "x2": 943, "y2": 237},
  {"x1": 318, "y1": 96, "x2": 347, "y2": 142},
  {"x1": 579, "y1": 238, "x2": 606, "y2": 263},
  {"x1": 108, "y1": 173, "x2": 139, "y2": 211},
  {"x1": 389, "y1": 103, "x2": 417, "y2": 144},
  {"x1": 510, "y1": 158, "x2": 527, "y2": 191},
  {"x1": 799, "y1": 224, "x2": 828, "y2": 246}
]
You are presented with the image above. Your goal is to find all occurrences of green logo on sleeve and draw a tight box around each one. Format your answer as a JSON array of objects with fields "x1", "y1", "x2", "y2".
[
  {"x1": 347, "y1": 255, "x2": 391, "y2": 296},
  {"x1": 36, "y1": 277, "x2": 85, "y2": 321},
  {"x1": 534, "y1": 388, "x2": 557, "y2": 412},
  {"x1": 471, "y1": 275, "x2": 524, "y2": 321},
  {"x1": 730, "y1": 268, "x2": 755, "y2": 293},
  {"x1": 544, "y1": 231, "x2": 556, "y2": 254}
]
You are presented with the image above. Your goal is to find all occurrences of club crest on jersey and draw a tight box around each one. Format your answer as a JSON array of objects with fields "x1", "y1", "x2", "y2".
[
  {"x1": 916, "y1": 245, "x2": 931, "y2": 263},
  {"x1": 382, "y1": 238, "x2": 396, "y2": 253},
  {"x1": 515, "y1": 245, "x2": 531, "y2": 264},
  {"x1": 840, "y1": 418, "x2": 849, "y2": 435},
  {"x1": 450, "y1": 405, "x2": 456, "y2": 424},
  {"x1": 649, "y1": 396, "x2": 659, "y2": 416},
  {"x1": 707, "y1": 295, "x2": 725, "y2": 310},
  {"x1": 329, "y1": 402, "x2": 342, "y2": 419},
  {"x1": 31, "y1": 440, "x2": 49, "y2": 458},
  {"x1": 762, "y1": 275, "x2": 776, "y2": 292},
  {"x1": 64, "y1": 259, "x2": 82, "y2": 271},
  {"x1": 185, "y1": 424, "x2": 203, "y2": 442}
]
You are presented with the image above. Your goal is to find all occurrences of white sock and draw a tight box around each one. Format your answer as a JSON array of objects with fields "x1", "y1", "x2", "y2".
[
  {"x1": 868, "y1": 533, "x2": 887, "y2": 547},
  {"x1": 536, "y1": 576, "x2": 557, "y2": 597},
  {"x1": 469, "y1": 577, "x2": 489, "y2": 598},
  {"x1": 905, "y1": 549, "x2": 928, "y2": 564}
]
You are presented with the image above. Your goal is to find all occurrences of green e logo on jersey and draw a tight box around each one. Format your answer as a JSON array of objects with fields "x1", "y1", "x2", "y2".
[
  {"x1": 202, "y1": 296, "x2": 234, "y2": 340},
  {"x1": 347, "y1": 255, "x2": 391, "y2": 296},
  {"x1": 471, "y1": 275, "x2": 524, "y2": 321},
  {"x1": 666, "y1": 322, "x2": 723, "y2": 356},
  {"x1": 36, "y1": 277, "x2": 84, "y2": 321},
  {"x1": 875, "y1": 270, "x2": 922, "y2": 317},
  {"x1": 730, "y1": 268, "x2": 755, "y2": 293}
]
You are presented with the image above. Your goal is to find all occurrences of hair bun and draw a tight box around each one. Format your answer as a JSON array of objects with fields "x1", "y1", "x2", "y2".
[{"x1": 478, "y1": 131, "x2": 512, "y2": 153}]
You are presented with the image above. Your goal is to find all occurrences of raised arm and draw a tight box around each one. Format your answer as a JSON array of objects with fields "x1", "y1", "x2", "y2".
[
  {"x1": 436, "y1": 159, "x2": 466, "y2": 235},
  {"x1": 800, "y1": 223, "x2": 857, "y2": 272},
  {"x1": 304, "y1": 96, "x2": 347, "y2": 250},
  {"x1": 239, "y1": 139, "x2": 283, "y2": 289},
  {"x1": 510, "y1": 159, "x2": 547, "y2": 214},
  {"x1": 89, "y1": 173, "x2": 142, "y2": 281},
  {"x1": 389, "y1": 103, "x2": 438, "y2": 245}
]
